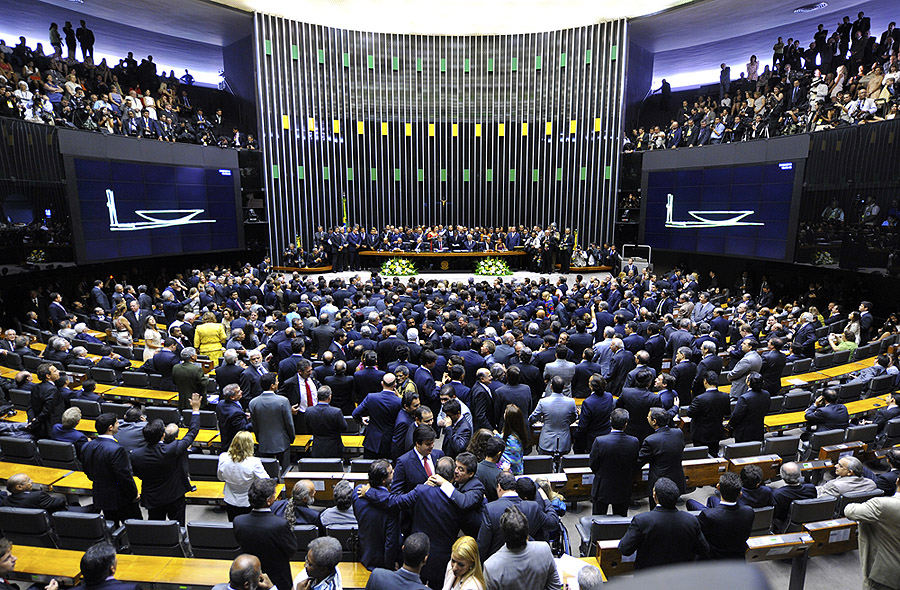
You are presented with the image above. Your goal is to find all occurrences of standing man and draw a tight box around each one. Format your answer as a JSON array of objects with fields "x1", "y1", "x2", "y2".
[
  {"x1": 859, "y1": 301, "x2": 874, "y2": 344},
  {"x1": 529, "y1": 376, "x2": 578, "y2": 455},
  {"x1": 441, "y1": 399, "x2": 473, "y2": 458},
  {"x1": 686, "y1": 371, "x2": 730, "y2": 457},
  {"x1": 365, "y1": 533, "x2": 430, "y2": 590},
  {"x1": 719, "y1": 63, "x2": 731, "y2": 101},
  {"x1": 727, "y1": 339, "x2": 762, "y2": 399},
  {"x1": 483, "y1": 506, "x2": 561, "y2": 590},
  {"x1": 216, "y1": 384, "x2": 253, "y2": 451},
  {"x1": 392, "y1": 425, "x2": 445, "y2": 494},
  {"x1": 81, "y1": 413, "x2": 142, "y2": 526},
  {"x1": 844, "y1": 478, "x2": 900, "y2": 590},
  {"x1": 306, "y1": 385, "x2": 345, "y2": 458},
  {"x1": 590, "y1": 408, "x2": 639, "y2": 516},
  {"x1": 75, "y1": 20, "x2": 94, "y2": 61},
  {"x1": 695, "y1": 472, "x2": 754, "y2": 559},
  {"x1": 353, "y1": 373, "x2": 403, "y2": 459},
  {"x1": 640, "y1": 407, "x2": 686, "y2": 507},
  {"x1": 172, "y1": 347, "x2": 209, "y2": 410},
  {"x1": 249, "y1": 373, "x2": 295, "y2": 472},
  {"x1": 233, "y1": 479, "x2": 297, "y2": 590},
  {"x1": 28, "y1": 363, "x2": 65, "y2": 440}
]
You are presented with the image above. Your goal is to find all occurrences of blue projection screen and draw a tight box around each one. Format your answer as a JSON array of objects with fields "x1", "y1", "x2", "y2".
[
  {"x1": 71, "y1": 158, "x2": 241, "y2": 263},
  {"x1": 642, "y1": 162, "x2": 797, "y2": 261}
]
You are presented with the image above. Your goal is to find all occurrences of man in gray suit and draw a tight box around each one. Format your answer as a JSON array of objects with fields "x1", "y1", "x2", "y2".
[
  {"x1": 543, "y1": 345, "x2": 577, "y2": 397},
  {"x1": 249, "y1": 372, "x2": 296, "y2": 471},
  {"x1": 212, "y1": 554, "x2": 272, "y2": 590},
  {"x1": 727, "y1": 339, "x2": 762, "y2": 399},
  {"x1": 494, "y1": 333, "x2": 517, "y2": 367},
  {"x1": 529, "y1": 376, "x2": 578, "y2": 454}
]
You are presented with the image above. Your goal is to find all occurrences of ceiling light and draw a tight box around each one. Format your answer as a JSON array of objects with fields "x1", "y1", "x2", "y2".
[{"x1": 793, "y1": 2, "x2": 827, "y2": 13}]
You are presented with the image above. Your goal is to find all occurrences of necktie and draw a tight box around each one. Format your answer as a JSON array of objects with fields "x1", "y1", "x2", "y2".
[
  {"x1": 423, "y1": 456, "x2": 432, "y2": 476},
  {"x1": 305, "y1": 380, "x2": 314, "y2": 408},
  {"x1": 257, "y1": 366, "x2": 265, "y2": 376}
]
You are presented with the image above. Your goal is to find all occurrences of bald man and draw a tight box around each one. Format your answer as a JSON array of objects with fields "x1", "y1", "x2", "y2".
[
  {"x1": 6, "y1": 473, "x2": 68, "y2": 513},
  {"x1": 211, "y1": 554, "x2": 273, "y2": 590}
]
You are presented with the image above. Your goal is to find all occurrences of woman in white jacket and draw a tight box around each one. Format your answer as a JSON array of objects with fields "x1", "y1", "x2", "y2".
[{"x1": 218, "y1": 431, "x2": 268, "y2": 521}]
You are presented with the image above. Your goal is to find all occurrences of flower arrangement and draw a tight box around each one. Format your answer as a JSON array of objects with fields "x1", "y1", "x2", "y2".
[
  {"x1": 381, "y1": 257, "x2": 418, "y2": 276},
  {"x1": 475, "y1": 257, "x2": 512, "y2": 276},
  {"x1": 813, "y1": 251, "x2": 835, "y2": 266},
  {"x1": 26, "y1": 249, "x2": 46, "y2": 263}
]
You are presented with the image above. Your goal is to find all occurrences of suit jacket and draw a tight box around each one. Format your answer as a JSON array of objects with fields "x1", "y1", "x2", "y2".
[
  {"x1": 172, "y1": 362, "x2": 208, "y2": 410},
  {"x1": 352, "y1": 390, "x2": 401, "y2": 457},
  {"x1": 687, "y1": 388, "x2": 731, "y2": 450},
  {"x1": 469, "y1": 381, "x2": 495, "y2": 431},
  {"x1": 324, "y1": 374, "x2": 355, "y2": 414},
  {"x1": 794, "y1": 323, "x2": 817, "y2": 357},
  {"x1": 81, "y1": 436, "x2": 139, "y2": 511},
  {"x1": 353, "y1": 485, "x2": 400, "y2": 570},
  {"x1": 575, "y1": 392, "x2": 615, "y2": 452},
  {"x1": 640, "y1": 426, "x2": 686, "y2": 494},
  {"x1": 760, "y1": 350, "x2": 787, "y2": 396},
  {"x1": 233, "y1": 510, "x2": 297, "y2": 590},
  {"x1": 7, "y1": 489, "x2": 67, "y2": 513},
  {"x1": 606, "y1": 349, "x2": 635, "y2": 396},
  {"x1": 249, "y1": 392, "x2": 295, "y2": 454},
  {"x1": 572, "y1": 360, "x2": 602, "y2": 398},
  {"x1": 366, "y1": 567, "x2": 428, "y2": 590},
  {"x1": 391, "y1": 448, "x2": 446, "y2": 493},
  {"x1": 69, "y1": 579, "x2": 140, "y2": 590},
  {"x1": 772, "y1": 483, "x2": 817, "y2": 524},
  {"x1": 845, "y1": 495, "x2": 900, "y2": 590},
  {"x1": 142, "y1": 349, "x2": 180, "y2": 390},
  {"x1": 239, "y1": 365, "x2": 268, "y2": 401},
  {"x1": 124, "y1": 310, "x2": 148, "y2": 335},
  {"x1": 728, "y1": 389, "x2": 770, "y2": 443},
  {"x1": 616, "y1": 387, "x2": 662, "y2": 443},
  {"x1": 215, "y1": 363, "x2": 244, "y2": 391},
  {"x1": 493, "y1": 384, "x2": 532, "y2": 424},
  {"x1": 443, "y1": 413, "x2": 473, "y2": 458},
  {"x1": 804, "y1": 403, "x2": 849, "y2": 432},
  {"x1": 670, "y1": 361, "x2": 698, "y2": 403},
  {"x1": 216, "y1": 399, "x2": 252, "y2": 451},
  {"x1": 529, "y1": 393, "x2": 578, "y2": 453},
  {"x1": 306, "y1": 402, "x2": 345, "y2": 458},
  {"x1": 29, "y1": 380, "x2": 65, "y2": 439},
  {"x1": 590, "y1": 430, "x2": 640, "y2": 505},
  {"x1": 618, "y1": 507, "x2": 709, "y2": 569},
  {"x1": 543, "y1": 359, "x2": 577, "y2": 396},
  {"x1": 115, "y1": 421, "x2": 147, "y2": 452},
  {"x1": 728, "y1": 351, "x2": 762, "y2": 398},
  {"x1": 692, "y1": 355, "x2": 724, "y2": 398},
  {"x1": 353, "y1": 367, "x2": 386, "y2": 404},
  {"x1": 517, "y1": 362, "x2": 544, "y2": 404},
  {"x1": 476, "y1": 494, "x2": 559, "y2": 559},
  {"x1": 390, "y1": 484, "x2": 462, "y2": 584},
  {"x1": 698, "y1": 502, "x2": 754, "y2": 559},
  {"x1": 130, "y1": 413, "x2": 200, "y2": 508}
]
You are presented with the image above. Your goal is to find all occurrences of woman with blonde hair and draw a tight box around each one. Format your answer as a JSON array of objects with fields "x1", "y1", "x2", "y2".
[
  {"x1": 217, "y1": 431, "x2": 268, "y2": 521},
  {"x1": 442, "y1": 536, "x2": 485, "y2": 590},
  {"x1": 194, "y1": 311, "x2": 226, "y2": 364}
]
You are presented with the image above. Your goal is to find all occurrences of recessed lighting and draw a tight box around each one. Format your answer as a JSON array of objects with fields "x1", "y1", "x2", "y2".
[{"x1": 793, "y1": 2, "x2": 828, "y2": 13}]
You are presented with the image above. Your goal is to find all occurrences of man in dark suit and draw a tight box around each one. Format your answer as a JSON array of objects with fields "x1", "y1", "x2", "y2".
[
  {"x1": 239, "y1": 350, "x2": 269, "y2": 405},
  {"x1": 140, "y1": 338, "x2": 180, "y2": 390},
  {"x1": 759, "y1": 338, "x2": 786, "y2": 397},
  {"x1": 365, "y1": 532, "x2": 430, "y2": 590},
  {"x1": 325, "y1": 360, "x2": 355, "y2": 417},
  {"x1": 47, "y1": 292, "x2": 72, "y2": 330},
  {"x1": 216, "y1": 349, "x2": 245, "y2": 392},
  {"x1": 875, "y1": 448, "x2": 900, "y2": 496},
  {"x1": 81, "y1": 413, "x2": 142, "y2": 525},
  {"x1": 476, "y1": 471, "x2": 560, "y2": 559},
  {"x1": 441, "y1": 399, "x2": 473, "y2": 458},
  {"x1": 575, "y1": 375, "x2": 615, "y2": 453},
  {"x1": 28, "y1": 363, "x2": 65, "y2": 440},
  {"x1": 249, "y1": 373, "x2": 295, "y2": 471},
  {"x1": 353, "y1": 351, "x2": 387, "y2": 405},
  {"x1": 615, "y1": 369, "x2": 661, "y2": 443},
  {"x1": 216, "y1": 384, "x2": 252, "y2": 451},
  {"x1": 130, "y1": 393, "x2": 201, "y2": 525},
  {"x1": 234, "y1": 478, "x2": 297, "y2": 590},
  {"x1": 640, "y1": 407, "x2": 686, "y2": 507},
  {"x1": 5, "y1": 473, "x2": 68, "y2": 513},
  {"x1": 172, "y1": 347, "x2": 209, "y2": 410},
  {"x1": 686, "y1": 371, "x2": 730, "y2": 457},
  {"x1": 669, "y1": 346, "x2": 698, "y2": 405},
  {"x1": 493, "y1": 365, "x2": 533, "y2": 425},
  {"x1": 590, "y1": 408, "x2": 640, "y2": 516},
  {"x1": 392, "y1": 425, "x2": 445, "y2": 494},
  {"x1": 793, "y1": 313, "x2": 818, "y2": 358},
  {"x1": 353, "y1": 459, "x2": 400, "y2": 570},
  {"x1": 804, "y1": 388, "x2": 849, "y2": 433},
  {"x1": 858, "y1": 301, "x2": 874, "y2": 343},
  {"x1": 696, "y1": 472, "x2": 754, "y2": 559},
  {"x1": 772, "y1": 462, "x2": 817, "y2": 530},
  {"x1": 692, "y1": 341, "x2": 723, "y2": 399},
  {"x1": 618, "y1": 478, "x2": 709, "y2": 569},
  {"x1": 469, "y1": 368, "x2": 495, "y2": 431},
  {"x1": 728, "y1": 372, "x2": 770, "y2": 443},
  {"x1": 306, "y1": 385, "x2": 345, "y2": 458},
  {"x1": 68, "y1": 541, "x2": 141, "y2": 590},
  {"x1": 572, "y1": 348, "x2": 603, "y2": 399},
  {"x1": 515, "y1": 349, "x2": 544, "y2": 406},
  {"x1": 353, "y1": 373, "x2": 402, "y2": 459},
  {"x1": 605, "y1": 339, "x2": 635, "y2": 397}
]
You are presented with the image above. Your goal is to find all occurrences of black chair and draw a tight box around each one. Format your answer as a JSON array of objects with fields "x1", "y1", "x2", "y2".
[
  {"x1": 350, "y1": 459, "x2": 376, "y2": 473},
  {"x1": 781, "y1": 363, "x2": 794, "y2": 377},
  {"x1": 832, "y1": 350, "x2": 853, "y2": 366},
  {"x1": 324, "y1": 524, "x2": 358, "y2": 561},
  {"x1": 837, "y1": 381, "x2": 865, "y2": 404},
  {"x1": 813, "y1": 353, "x2": 833, "y2": 370},
  {"x1": 66, "y1": 365, "x2": 90, "y2": 376},
  {"x1": 867, "y1": 374, "x2": 895, "y2": 398},
  {"x1": 291, "y1": 524, "x2": 319, "y2": 560},
  {"x1": 522, "y1": 455, "x2": 554, "y2": 475},
  {"x1": 122, "y1": 372, "x2": 150, "y2": 388},
  {"x1": 187, "y1": 455, "x2": 220, "y2": 481},
  {"x1": 767, "y1": 396, "x2": 784, "y2": 415},
  {"x1": 723, "y1": 442, "x2": 763, "y2": 460},
  {"x1": 343, "y1": 416, "x2": 360, "y2": 434},
  {"x1": 22, "y1": 355, "x2": 42, "y2": 371},
  {"x1": 805, "y1": 429, "x2": 847, "y2": 460},
  {"x1": 36, "y1": 440, "x2": 79, "y2": 470},
  {"x1": 298, "y1": 458, "x2": 343, "y2": 472},
  {"x1": 882, "y1": 418, "x2": 900, "y2": 448},
  {"x1": 792, "y1": 358, "x2": 812, "y2": 375},
  {"x1": 682, "y1": 446, "x2": 710, "y2": 461},
  {"x1": 814, "y1": 326, "x2": 829, "y2": 339},
  {"x1": 145, "y1": 406, "x2": 180, "y2": 425},
  {"x1": 111, "y1": 345, "x2": 133, "y2": 360},
  {"x1": 0, "y1": 353, "x2": 23, "y2": 370},
  {"x1": 835, "y1": 489, "x2": 884, "y2": 517},
  {"x1": 87, "y1": 319, "x2": 112, "y2": 332},
  {"x1": 260, "y1": 458, "x2": 282, "y2": 481},
  {"x1": 100, "y1": 402, "x2": 130, "y2": 418},
  {"x1": 70, "y1": 399, "x2": 102, "y2": 419},
  {"x1": 751, "y1": 506, "x2": 774, "y2": 535},
  {"x1": 181, "y1": 410, "x2": 218, "y2": 429},
  {"x1": 763, "y1": 436, "x2": 801, "y2": 462},
  {"x1": 561, "y1": 454, "x2": 590, "y2": 469},
  {"x1": 51, "y1": 511, "x2": 124, "y2": 551},
  {"x1": 186, "y1": 522, "x2": 241, "y2": 559},
  {"x1": 845, "y1": 424, "x2": 878, "y2": 445},
  {"x1": 124, "y1": 519, "x2": 189, "y2": 557},
  {"x1": 83, "y1": 341, "x2": 105, "y2": 355},
  {"x1": 0, "y1": 436, "x2": 40, "y2": 465},
  {"x1": 0, "y1": 507, "x2": 56, "y2": 547},
  {"x1": 148, "y1": 374, "x2": 165, "y2": 390},
  {"x1": 90, "y1": 367, "x2": 118, "y2": 385},
  {"x1": 575, "y1": 515, "x2": 632, "y2": 557},
  {"x1": 8, "y1": 389, "x2": 31, "y2": 411},
  {"x1": 783, "y1": 496, "x2": 838, "y2": 533},
  {"x1": 781, "y1": 390, "x2": 812, "y2": 412}
]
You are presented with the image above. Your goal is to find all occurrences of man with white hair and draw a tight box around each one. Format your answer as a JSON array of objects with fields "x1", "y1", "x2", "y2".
[
  {"x1": 0, "y1": 329, "x2": 17, "y2": 355},
  {"x1": 793, "y1": 312, "x2": 818, "y2": 358},
  {"x1": 74, "y1": 323, "x2": 103, "y2": 344},
  {"x1": 592, "y1": 326, "x2": 617, "y2": 375},
  {"x1": 68, "y1": 346, "x2": 95, "y2": 368},
  {"x1": 818, "y1": 456, "x2": 878, "y2": 497}
]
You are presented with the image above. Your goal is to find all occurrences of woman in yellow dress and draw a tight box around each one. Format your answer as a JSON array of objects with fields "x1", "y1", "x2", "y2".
[{"x1": 193, "y1": 311, "x2": 226, "y2": 364}]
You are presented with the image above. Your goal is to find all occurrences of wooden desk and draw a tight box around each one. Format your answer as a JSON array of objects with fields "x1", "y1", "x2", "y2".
[
  {"x1": 818, "y1": 357, "x2": 875, "y2": 378},
  {"x1": 0, "y1": 462, "x2": 72, "y2": 488},
  {"x1": 293, "y1": 435, "x2": 366, "y2": 451},
  {"x1": 818, "y1": 440, "x2": 867, "y2": 462},
  {"x1": 798, "y1": 459, "x2": 834, "y2": 474},
  {"x1": 745, "y1": 532, "x2": 814, "y2": 562},
  {"x1": 109, "y1": 554, "x2": 175, "y2": 585},
  {"x1": 683, "y1": 457, "x2": 729, "y2": 488},
  {"x1": 727, "y1": 454, "x2": 782, "y2": 481},
  {"x1": 7, "y1": 546, "x2": 83, "y2": 585},
  {"x1": 102, "y1": 386, "x2": 178, "y2": 405},
  {"x1": 803, "y1": 518, "x2": 859, "y2": 557},
  {"x1": 764, "y1": 393, "x2": 892, "y2": 432},
  {"x1": 563, "y1": 467, "x2": 594, "y2": 502},
  {"x1": 597, "y1": 540, "x2": 634, "y2": 577}
]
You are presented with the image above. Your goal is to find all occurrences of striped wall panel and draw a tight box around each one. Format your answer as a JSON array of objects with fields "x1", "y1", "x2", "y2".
[{"x1": 254, "y1": 14, "x2": 627, "y2": 263}]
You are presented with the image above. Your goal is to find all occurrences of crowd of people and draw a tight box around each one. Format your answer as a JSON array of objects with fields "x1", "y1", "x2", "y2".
[
  {"x1": 628, "y1": 12, "x2": 900, "y2": 151},
  {"x1": 0, "y1": 22, "x2": 256, "y2": 148},
  {"x1": 2, "y1": 258, "x2": 900, "y2": 589}
]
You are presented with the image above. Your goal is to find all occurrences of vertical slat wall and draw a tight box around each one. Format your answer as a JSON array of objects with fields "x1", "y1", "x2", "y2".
[{"x1": 254, "y1": 15, "x2": 627, "y2": 263}]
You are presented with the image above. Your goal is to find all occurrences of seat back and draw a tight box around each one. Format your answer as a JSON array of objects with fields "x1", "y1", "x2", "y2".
[
  {"x1": 291, "y1": 524, "x2": 319, "y2": 560},
  {"x1": 70, "y1": 399, "x2": 102, "y2": 419},
  {"x1": 260, "y1": 458, "x2": 282, "y2": 481},
  {"x1": 884, "y1": 417, "x2": 900, "y2": 446},
  {"x1": 111, "y1": 345, "x2": 133, "y2": 359},
  {"x1": 813, "y1": 353, "x2": 833, "y2": 369},
  {"x1": 792, "y1": 358, "x2": 812, "y2": 374},
  {"x1": 298, "y1": 458, "x2": 343, "y2": 472},
  {"x1": 36, "y1": 440, "x2": 79, "y2": 470},
  {"x1": 831, "y1": 350, "x2": 852, "y2": 366},
  {"x1": 723, "y1": 442, "x2": 763, "y2": 460},
  {"x1": 835, "y1": 490, "x2": 884, "y2": 517},
  {"x1": 1, "y1": 353, "x2": 23, "y2": 370},
  {"x1": 124, "y1": 519, "x2": 186, "y2": 556},
  {"x1": 145, "y1": 406, "x2": 180, "y2": 425},
  {"x1": 324, "y1": 524, "x2": 358, "y2": 561},
  {"x1": 100, "y1": 402, "x2": 130, "y2": 418},
  {"x1": 788, "y1": 497, "x2": 838, "y2": 529},
  {"x1": 83, "y1": 341, "x2": 105, "y2": 355},
  {"x1": 589, "y1": 516, "x2": 632, "y2": 553},
  {"x1": 845, "y1": 423, "x2": 878, "y2": 444},
  {"x1": 343, "y1": 416, "x2": 360, "y2": 434},
  {"x1": 51, "y1": 511, "x2": 111, "y2": 551},
  {"x1": 350, "y1": 459, "x2": 376, "y2": 473},
  {"x1": 682, "y1": 446, "x2": 710, "y2": 461},
  {"x1": 782, "y1": 390, "x2": 812, "y2": 412},
  {"x1": 751, "y1": 506, "x2": 774, "y2": 535},
  {"x1": 90, "y1": 367, "x2": 118, "y2": 384},
  {"x1": 8, "y1": 389, "x2": 31, "y2": 411},
  {"x1": 186, "y1": 522, "x2": 241, "y2": 559},
  {"x1": 868, "y1": 374, "x2": 895, "y2": 397},
  {"x1": 148, "y1": 374, "x2": 165, "y2": 390},
  {"x1": 180, "y1": 410, "x2": 218, "y2": 429},
  {"x1": 781, "y1": 363, "x2": 794, "y2": 377},
  {"x1": 187, "y1": 455, "x2": 221, "y2": 481},
  {"x1": 763, "y1": 436, "x2": 801, "y2": 462},
  {"x1": 837, "y1": 382, "x2": 865, "y2": 404},
  {"x1": 0, "y1": 436, "x2": 39, "y2": 465},
  {"x1": 561, "y1": 454, "x2": 590, "y2": 469},
  {"x1": 122, "y1": 372, "x2": 150, "y2": 388},
  {"x1": 0, "y1": 507, "x2": 56, "y2": 547},
  {"x1": 809, "y1": 429, "x2": 847, "y2": 452},
  {"x1": 23, "y1": 355, "x2": 42, "y2": 371},
  {"x1": 522, "y1": 455, "x2": 554, "y2": 474}
]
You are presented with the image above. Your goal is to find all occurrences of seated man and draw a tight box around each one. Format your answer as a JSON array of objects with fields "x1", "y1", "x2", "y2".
[
  {"x1": 319, "y1": 480, "x2": 358, "y2": 528},
  {"x1": 212, "y1": 554, "x2": 273, "y2": 590},
  {"x1": 772, "y1": 462, "x2": 817, "y2": 531},
  {"x1": 292, "y1": 536, "x2": 343, "y2": 590},
  {"x1": 272, "y1": 479, "x2": 320, "y2": 525},
  {"x1": 70, "y1": 542, "x2": 140, "y2": 590},
  {"x1": 695, "y1": 472, "x2": 754, "y2": 560},
  {"x1": 5, "y1": 473, "x2": 68, "y2": 513},
  {"x1": 817, "y1": 456, "x2": 878, "y2": 497},
  {"x1": 50, "y1": 406, "x2": 90, "y2": 459}
]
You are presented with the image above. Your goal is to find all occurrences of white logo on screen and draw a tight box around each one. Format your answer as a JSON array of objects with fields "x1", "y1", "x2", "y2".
[
  {"x1": 105, "y1": 189, "x2": 215, "y2": 232},
  {"x1": 664, "y1": 194, "x2": 764, "y2": 228}
]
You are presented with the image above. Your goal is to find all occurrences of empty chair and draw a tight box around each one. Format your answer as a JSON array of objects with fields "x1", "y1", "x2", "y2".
[
  {"x1": 297, "y1": 458, "x2": 343, "y2": 472},
  {"x1": 522, "y1": 455, "x2": 554, "y2": 475},
  {"x1": 845, "y1": 423, "x2": 878, "y2": 445},
  {"x1": 835, "y1": 489, "x2": 884, "y2": 517},
  {"x1": 867, "y1": 374, "x2": 896, "y2": 398},
  {"x1": 763, "y1": 436, "x2": 801, "y2": 462},
  {"x1": 111, "y1": 345, "x2": 133, "y2": 359},
  {"x1": 0, "y1": 352, "x2": 23, "y2": 370},
  {"x1": 682, "y1": 446, "x2": 710, "y2": 461},
  {"x1": 66, "y1": 365, "x2": 90, "y2": 376},
  {"x1": 181, "y1": 410, "x2": 217, "y2": 429},
  {"x1": 70, "y1": 399, "x2": 101, "y2": 419},
  {"x1": 0, "y1": 507, "x2": 56, "y2": 547},
  {"x1": 723, "y1": 442, "x2": 763, "y2": 460},
  {"x1": 781, "y1": 363, "x2": 794, "y2": 377},
  {"x1": 837, "y1": 382, "x2": 865, "y2": 404},
  {"x1": 576, "y1": 515, "x2": 632, "y2": 557},
  {"x1": 291, "y1": 524, "x2": 319, "y2": 560},
  {"x1": 187, "y1": 455, "x2": 221, "y2": 481},
  {"x1": 8, "y1": 389, "x2": 31, "y2": 411},
  {"x1": 882, "y1": 418, "x2": 900, "y2": 448},
  {"x1": 781, "y1": 390, "x2": 812, "y2": 412},
  {"x1": 148, "y1": 374, "x2": 166, "y2": 390},
  {"x1": 813, "y1": 353, "x2": 833, "y2": 370},
  {"x1": 767, "y1": 396, "x2": 784, "y2": 415},
  {"x1": 324, "y1": 524, "x2": 358, "y2": 561},
  {"x1": 124, "y1": 519, "x2": 188, "y2": 556},
  {"x1": 784, "y1": 496, "x2": 838, "y2": 532},
  {"x1": 187, "y1": 522, "x2": 241, "y2": 559},
  {"x1": 36, "y1": 440, "x2": 79, "y2": 470},
  {"x1": 832, "y1": 350, "x2": 852, "y2": 366},
  {"x1": 88, "y1": 319, "x2": 112, "y2": 332},
  {"x1": 145, "y1": 406, "x2": 180, "y2": 425},
  {"x1": 51, "y1": 511, "x2": 122, "y2": 551},
  {"x1": 561, "y1": 454, "x2": 590, "y2": 469},
  {"x1": 751, "y1": 506, "x2": 774, "y2": 536},
  {"x1": 100, "y1": 402, "x2": 130, "y2": 418},
  {"x1": 82, "y1": 341, "x2": 105, "y2": 355},
  {"x1": 39, "y1": 331, "x2": 54, "y2": 344},
  {"x1": 122, "y1": 372, "x2": 150, "y2": 388},
  {"x1": 806, "y1": 429, "x2": 847, "y2": 460},
  {"x1": 0, "y1": 436, "x2": 39, "y2": 465},
  {"x1": 350, "y1": 459, "x2": 376, "y2": 473},
  {"x1": 343, "y1": 416, "x2": 360, "y2": 434},
  {"x1": 22, "y1": 355, "x2": 42, "y2": 371},
  {"x1": 89, "y1": 367, "x2": 118, "y2": 385},
  {"x1": 260, "y1": 458, "x2": 282, "y2": 481},
  {"x1": 792, "y1": 358, "x2": 812, "y2": 375},
  {"x1": 815, "y1": 326, "x2": 829, "y2": 339}
]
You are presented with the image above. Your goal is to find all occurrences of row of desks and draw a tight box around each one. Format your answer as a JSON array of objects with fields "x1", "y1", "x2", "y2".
[
  {"x1": 763, "y1": 393, "x2": 892, "y2": 431},
  {"x1": 716, "y1": 356, "x2": 877, "y2": 395}
]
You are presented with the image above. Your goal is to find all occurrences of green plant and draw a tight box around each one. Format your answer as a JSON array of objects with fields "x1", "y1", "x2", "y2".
[
  {"x1": 381, "y1": 257, "x2": 418, "y2": 276},
  {"x1": 475, "y1": 257, "x2": 512, "y2": 276}
]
